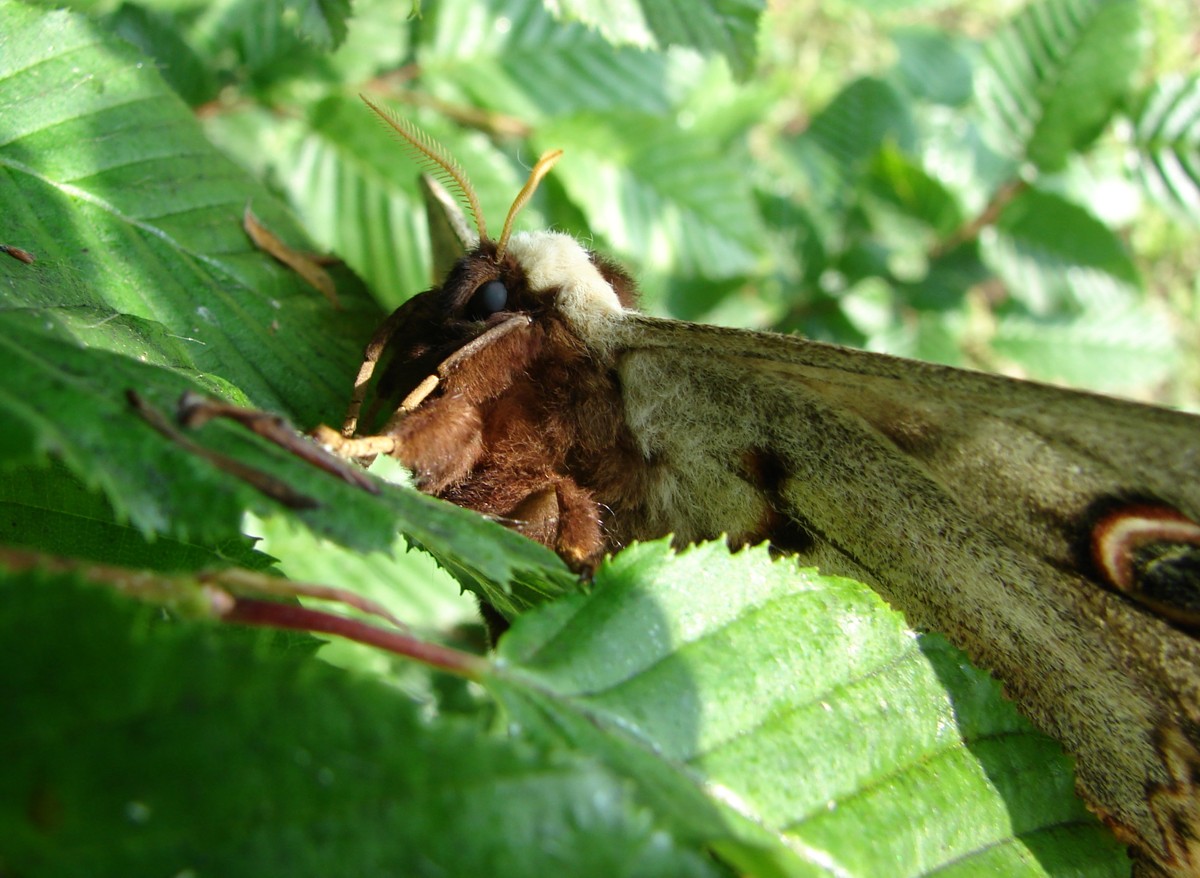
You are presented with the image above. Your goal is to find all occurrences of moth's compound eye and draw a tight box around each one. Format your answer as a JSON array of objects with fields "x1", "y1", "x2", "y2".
[{"x1": 469, "y1": 280, "x2": 508, "y2": 318}]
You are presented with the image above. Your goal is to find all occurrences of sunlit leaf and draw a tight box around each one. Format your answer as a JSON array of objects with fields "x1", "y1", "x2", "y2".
[
  {"x1": 491, "y1": 541, "x2": 1128, "y2": 877},
  {"x1": 539, "y1": 113, "x2": 764, "y2": 279},
  {"x1": 976, "y1": 0, "x2": 1141, "y2": 170},
  {"x1": 637, "y1": 0, "x2": 764, "y2": 79},
  {"x1": 991, "y1": 303, "x2": 1177, "y2": 393},
  {"x1": 419, "y1": 0, "x2": 672, "y2": 120},
  {"x1": 1129, "y1": 74, "x2": 1200, "y2": 225},
  {"x1": 983, "y1": 187, "x2": 1141, "y2": 314}
]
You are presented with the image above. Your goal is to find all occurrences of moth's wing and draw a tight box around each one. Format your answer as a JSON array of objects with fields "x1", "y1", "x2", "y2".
[
  {"x1": 421, "y1": 174, "x2": 477, "y2": 284},
  {"x1": 614, "y1": 315, "x2": 1200, "y2": 869}
]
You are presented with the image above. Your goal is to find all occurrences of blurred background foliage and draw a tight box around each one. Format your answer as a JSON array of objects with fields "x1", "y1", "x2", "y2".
[
  {"x1": 2, "y1": 3, "x2": 1194, "y2": 873},
  {"x1": 74, "y1": 0, "x2": 1200, "y2": 406}
]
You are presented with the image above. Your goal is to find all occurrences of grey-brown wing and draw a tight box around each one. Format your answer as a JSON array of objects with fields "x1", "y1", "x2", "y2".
[{"x1": 613, "y1": 315, "x2": 1200, "y2": 873}]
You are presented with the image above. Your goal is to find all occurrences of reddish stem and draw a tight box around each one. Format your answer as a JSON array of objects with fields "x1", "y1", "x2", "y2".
[{"x1": 226, "y1": 598, "x2": 488, "y2": 678}]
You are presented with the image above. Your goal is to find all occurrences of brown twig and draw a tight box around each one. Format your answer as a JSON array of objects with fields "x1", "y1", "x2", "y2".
[{"x1": 930, "y1": 178, "x2": 1029, "y2": 259}]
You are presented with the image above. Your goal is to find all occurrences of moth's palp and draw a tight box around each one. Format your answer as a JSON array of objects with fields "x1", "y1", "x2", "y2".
[{"x1": 437, "y1": 313, "x2": 532, "y2": 375}]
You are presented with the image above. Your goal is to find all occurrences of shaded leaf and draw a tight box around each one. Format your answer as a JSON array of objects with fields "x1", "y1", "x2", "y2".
[
  {"x1": 1, "y1": 568, "x2": 718, "y2": 878},
  {"x1": 0, "y1": 459, "x2": 270, "y2": 572},
  {"x1": 188, "y1": 0, "x2": 352, "y2": 77},
  {"x1": 491, "y1": 541, "x2": 1127, "y2": 877},
  {"x1": 976, "y1": 0, "x2": 1142, "y2": 170},
  {"x1": 804, "y1": 77, "x2": 917, "y2": 175},
  {"x1": 864, "y1": 143, "x2": 965, "y2": 250},
  {"x1": 784, "y1": 76, "x2": 918, "y2": 229},
  {"x1": 105, "y1": 3, "x2": 219, "y2": 106},
  {"x1": 891, "y1": 27, "x2": 974, "y2": 107}
]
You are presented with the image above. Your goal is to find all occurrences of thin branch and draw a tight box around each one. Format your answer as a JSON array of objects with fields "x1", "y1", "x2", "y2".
[{"x1": 930, "y1": 178, "x2": 1029, "y2": 259}]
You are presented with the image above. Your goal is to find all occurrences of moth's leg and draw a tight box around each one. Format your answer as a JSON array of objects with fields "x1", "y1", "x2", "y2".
[
  {"x1": 130, "y1": 391, "x2": 323, "y2": 507},
  {"x1": 341, "y1": 306, "x2": 412, "y2": 436},
  {"x1": 495, "y1": 478, "x2": 603, "y2": 572},
  {"x1": 391, "y1": 397, "x2": 487, "y2": 492},
  {"x1": 551, "y1": 478, "x2": 605, "y2": 572},
  {"x1": 310, "y1": 425, "x2": 401, "y2": 459},
  {"x1": 504, "y1": 487, "x2": 561, "y2": 548}
]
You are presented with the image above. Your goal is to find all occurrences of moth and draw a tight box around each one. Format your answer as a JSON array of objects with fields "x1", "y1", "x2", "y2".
[{"x1": 321, "y1": 98, "x2": 1200, "y2": 877}]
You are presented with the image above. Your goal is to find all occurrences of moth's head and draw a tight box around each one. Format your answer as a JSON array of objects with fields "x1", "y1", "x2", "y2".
[
  {"x1": 375, "y1": 231, "x2": 638, "y2": 394},
  {"x1": 445, "y1": 230, "x2": 638, "y2": 334},
  {"x1": 356, "y1": 96, "x2": 639, "y2": 422}
]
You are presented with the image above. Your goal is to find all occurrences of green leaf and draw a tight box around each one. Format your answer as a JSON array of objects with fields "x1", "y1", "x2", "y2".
[
  {"x1": 2, "y1": 568, "x2": 719, "y2": 878},
  {"x1": 544, "y1": 0, "x2": 656, "y2": 49},
  {"x1": 538, "y1": 113, "x2": 764, "y2": 279},
  {"x1": 544, "y1": 0, "x2": 764, "y2": 80},
  {"x1": 638, "y1": 0, "x2": 764, "y2": 80},
  {"x1": 248, "y1": 510, "x2": 478, "y2": 635},
  {"x1": 0, "y1": 5, "x2": 574, "y2": 610},
  {"x1": 864, "y1": 143, "x2": 966, "y2": 242},
  {"x1": 188, "y1": 0, "x2": 352, "y2": 75},
  {"x1": 991, "y1": 303, "x2": 1177, "y2": 393},
  {"x1": 786, "y1": 77, "x2": 917, "y2": 219},
  {"x1": 807, "y1": 77, "x2": 917, "y2": 172},
  {"x1": 1130, "y1": 74, "x2": 1200, "y2": 225},
  {"x1": 490, "y1": 541, "x2": 1127, "y2": 877},
  {"x1": 891, "y1": 27, "x2": 974, "y2": 107},
  {"x1": 278, "y1": 96, "x2": 525, "y2": 310},
  {"x1": 983, "y1": 187, "x2": 1141, "y2": 314},
  {"x1": 0, "y1": 315, "x2": 573, "y2": 611},
  {"x1": 0, "y1": 459, "x2": 270, "y2": 572},
  {"x1": 0, "y1": 1, "x2": 380, "y2": 426},
  {"x1": 419, "y1": 0, "x2": 673, "y2": 121},
  {"x1": 976, "y1": 0, "x2": 1142, "y2": 170},
  {"x1": 105, "y1": 4, "x2": 220, "y2": 106}
]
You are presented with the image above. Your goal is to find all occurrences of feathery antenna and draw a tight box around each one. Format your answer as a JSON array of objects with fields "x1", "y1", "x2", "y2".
[
  {"x1": 496, "y1": 149, "x2": 563, "y2": 259},
  {"x1": 359, "y1": 94, "x2": 489, "y2": 242}
]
